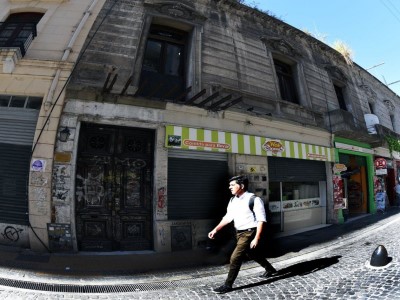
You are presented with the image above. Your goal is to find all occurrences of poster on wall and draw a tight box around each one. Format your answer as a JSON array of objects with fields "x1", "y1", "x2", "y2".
[{"x1": 333, "y1": 175, "x2": 346, "y2": 209}]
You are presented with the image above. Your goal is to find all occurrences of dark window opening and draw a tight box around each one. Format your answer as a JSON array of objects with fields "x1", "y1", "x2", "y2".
[
  {"x1": 390, "y1": 115, "x2": 395, "y2": 130},
  {"x1": 138, "y1": 25, "x2": 187, "y2": 100},
  {"x1": 368, "y1": 102, "x2": 374, "y2": 114},
  {"x1": 334, "y1": 84, "x2": 347, "y2": 111},
  {"x1": 274, "y1": 59, "x2": 298, "y2": 104},
  {"x1": 0, "y1": 12, "x2": 43, "y2": 56}
]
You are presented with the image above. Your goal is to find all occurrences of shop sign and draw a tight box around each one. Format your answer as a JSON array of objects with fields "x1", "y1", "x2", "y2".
[
  {"x1": 333, "y1": 163, "x2": 347, "y2": 174},
  {"x1": 374, "y1": 158, "x2": 387, "y2": 169},
  {"x1": 262, "y1": 140, "x2": 284, "y2": 154},
  {"x1": 165, "y1": 125, "x2": 335, "y2": 162},
  {"x1": 376, "y1": 168, "x2": 387, "y2": 175},
  {"x1": 335, "y1": 142, "x2": 374, "y2": 154}
]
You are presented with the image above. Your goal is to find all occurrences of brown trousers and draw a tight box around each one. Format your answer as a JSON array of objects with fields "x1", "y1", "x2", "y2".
[{"x1": 225, "y1": 229, "x2": 275, "y2": 287}]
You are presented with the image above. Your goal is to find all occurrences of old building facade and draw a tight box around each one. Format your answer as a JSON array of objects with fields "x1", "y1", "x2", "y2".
[
  {"x1": 0, "y1": 0, "x2": 106, "y2": 250},
  {"x1": 2, "y1": 0, "x2": 399, "y2": 253}
]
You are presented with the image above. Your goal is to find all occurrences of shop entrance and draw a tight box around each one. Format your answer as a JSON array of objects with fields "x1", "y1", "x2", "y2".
[
  {"x1": 75, "y1": 123, "x2": 154, "y2": 251},
  {"x1": 339, "y1": 154, "x2": 368, "y2": 216}
]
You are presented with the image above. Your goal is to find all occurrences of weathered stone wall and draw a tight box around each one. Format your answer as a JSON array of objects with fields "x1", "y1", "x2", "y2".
[{"x1": 67, "y1": 0, "x2": 399, "y2": 135}]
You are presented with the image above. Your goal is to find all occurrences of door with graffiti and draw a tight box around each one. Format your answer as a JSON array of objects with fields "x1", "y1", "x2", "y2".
[{"x1": 75, "y1": 123, "x2": 154, "y2": 251}]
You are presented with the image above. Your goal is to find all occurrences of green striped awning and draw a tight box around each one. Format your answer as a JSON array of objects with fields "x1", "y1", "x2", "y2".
[{"x1": 165, "y1": 125, "x2": 335, "y2": 162}]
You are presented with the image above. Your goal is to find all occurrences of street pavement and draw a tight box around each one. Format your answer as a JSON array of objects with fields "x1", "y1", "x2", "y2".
[{"x1": 1, "y1": 208, "x2": 400, "y2": 299}]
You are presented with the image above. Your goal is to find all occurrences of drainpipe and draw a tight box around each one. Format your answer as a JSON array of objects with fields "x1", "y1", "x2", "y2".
[{"x1": 45, "y1": 0, "x2": 99, "y2": 108}]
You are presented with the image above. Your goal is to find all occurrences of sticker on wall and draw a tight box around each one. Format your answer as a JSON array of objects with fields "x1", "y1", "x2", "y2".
[
  {"x1": 167, "y1": 135, "x2": 182, "y2": 147},
  {"x1": 31, "y1": 159, "x2": 46, "y2": 172},
  {"x1": 246, "y1": 165, "x2": 260, "y2": 173}
]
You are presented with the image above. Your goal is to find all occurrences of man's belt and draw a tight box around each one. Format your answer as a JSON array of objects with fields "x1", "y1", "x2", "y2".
[{"x1": 237, "y1": 227, "x2": 256, "y2": 233}]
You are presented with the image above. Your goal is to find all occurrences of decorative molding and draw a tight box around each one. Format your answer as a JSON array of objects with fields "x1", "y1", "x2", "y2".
[
  {"x1": 260, "y1": 36, "x2": 301, "y2": 57},
  {"x1": 325, "y1": 65, "x2": 347, "y2": 83},
  {"x1": 383, "y1": 99, "x2": 395, "y2": 112},
  {"x1": 1, "y1": 48, "x2": 21, "y2": 74},
  {"x1": 144, "y1": 1, "x2": 206, "y2": 22},
  {"x1": 359, "y1": 84, "x2": 377, "y2": 100}
]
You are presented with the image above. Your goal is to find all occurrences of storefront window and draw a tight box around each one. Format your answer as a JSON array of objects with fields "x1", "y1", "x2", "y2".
[
  {"x1": 269, "y1": 181, "x2": 323, "y2": 233},
  {"x1": 269, "y1": 182, "x2": 319, "y2": 201}
]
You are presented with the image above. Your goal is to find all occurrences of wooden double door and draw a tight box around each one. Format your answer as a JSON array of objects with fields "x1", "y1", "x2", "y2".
[{"x1": 75, "y1": 123, "x2": 154, "y2": 251}]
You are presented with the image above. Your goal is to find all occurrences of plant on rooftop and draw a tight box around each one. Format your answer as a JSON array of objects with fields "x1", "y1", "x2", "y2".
[{"x1": 333, "y1": 40, "x2": 354, "y2": 66}]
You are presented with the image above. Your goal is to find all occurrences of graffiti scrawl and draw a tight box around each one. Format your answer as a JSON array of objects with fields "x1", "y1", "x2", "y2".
[{"x1": 2, "y1": 226, "x2": 23, "y2": 242}]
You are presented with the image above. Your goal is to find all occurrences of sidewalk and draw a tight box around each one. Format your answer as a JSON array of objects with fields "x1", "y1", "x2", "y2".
[{"x1": 1, "y1": 207, "x2": 399, "y2": 287}]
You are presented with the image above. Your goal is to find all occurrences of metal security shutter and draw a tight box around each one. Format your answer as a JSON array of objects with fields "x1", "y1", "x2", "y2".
[
  {"x1": 0, "y1": 108, "x2": 38, "y2": 225},
  {"x1": 268, "y1": 156, "x2": 326, "y2": 182},
  {"x1": 168, "y1": 150, "x2": 229, "y2": 220}
]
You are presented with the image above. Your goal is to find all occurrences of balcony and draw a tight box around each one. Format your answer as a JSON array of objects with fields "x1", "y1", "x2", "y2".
[
  {"x1": 324, "y1": 109, "x2": 382, "y2": 145},
  {"x1": 0, "y1": 22, "x2": 37, "y2": 57}
]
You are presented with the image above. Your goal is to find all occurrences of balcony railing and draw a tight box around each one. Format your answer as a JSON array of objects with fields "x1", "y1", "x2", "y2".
[{"x1": 0, "y1": 22, "x2": 37, "y2": 57}]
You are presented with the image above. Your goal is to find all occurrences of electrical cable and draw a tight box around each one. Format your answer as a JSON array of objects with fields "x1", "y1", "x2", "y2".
[
  {"x1": 380, "y1": 0, "x2": 400, "y2": 24},
  {"x1": 26, "y1": 0, "x2": 120, "y2": 252}
]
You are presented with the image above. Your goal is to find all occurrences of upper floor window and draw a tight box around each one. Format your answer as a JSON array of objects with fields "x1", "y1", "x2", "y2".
[
  {"x1": 333, "y1": 84, "x2": 347, "y2": 111},
  {"x1": 390, "y1": 115, "x2": 396, "y2": 131},
  {"x1": 368, "y1": 102, "x2": 375, "y2": 114},
  {"x1": 274, "y1": 59, "x2": 298, "y2": 104},
  {"x1": 0, "y1": 12, "x2": 43, "y2": 57},
  {"x1": 0, "y1": 94, "x2": 42, "y2": 110},
  {"x1": 137, "y1": 25, "x2": 187, "y2": 100}
]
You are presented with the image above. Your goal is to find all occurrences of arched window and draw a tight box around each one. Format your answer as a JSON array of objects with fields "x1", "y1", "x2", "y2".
[{"x1": 0, "y1": 12, "x2": 44, "y2": 56}]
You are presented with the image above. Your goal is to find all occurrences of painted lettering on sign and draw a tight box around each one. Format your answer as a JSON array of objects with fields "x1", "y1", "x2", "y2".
[
  {"x1": 183, "y1": 139, "x2": 230, "y2": 149},
  {"x1": 262, "y1": 140, "x2": 284, "y2": 154}
]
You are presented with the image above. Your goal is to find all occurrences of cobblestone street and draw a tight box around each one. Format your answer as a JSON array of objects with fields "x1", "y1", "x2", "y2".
[{"x1": 1, "y1": 211, "x2": 400, "y2": 299}]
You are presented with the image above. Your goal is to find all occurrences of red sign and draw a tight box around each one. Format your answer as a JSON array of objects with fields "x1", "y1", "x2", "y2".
[{"x1": 374, "y1": 158, "x2": 387, "y2": 169}]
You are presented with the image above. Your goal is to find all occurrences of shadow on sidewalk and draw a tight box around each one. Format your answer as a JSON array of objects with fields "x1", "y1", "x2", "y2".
[
  {"x1": 233, "y1": 255, "x2": 342, "y2": 292},
  {"x1": 264, "y1": 208, "x2": 400, "y2": 259}
]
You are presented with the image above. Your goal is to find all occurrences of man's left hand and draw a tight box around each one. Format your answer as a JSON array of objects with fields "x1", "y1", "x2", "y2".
[{"x1": 250, "y1": 238, "x2": 259, "y2": 249}]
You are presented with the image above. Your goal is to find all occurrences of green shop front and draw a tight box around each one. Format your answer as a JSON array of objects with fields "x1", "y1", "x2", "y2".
[
  {"x1": 334, "y1": 138, "x2": 375, "y2": 222},
  {"x1": 165, "y1": 125, "x2": 335, "y2": 235}
]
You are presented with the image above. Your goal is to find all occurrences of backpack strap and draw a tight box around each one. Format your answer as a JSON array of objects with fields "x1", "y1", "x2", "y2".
[
  {"x1": 230, "y1": 195, "x2": 257, "y2": 221},
  {"x1": 249, "y1": 195, "x2": 256, "y2": 221}
]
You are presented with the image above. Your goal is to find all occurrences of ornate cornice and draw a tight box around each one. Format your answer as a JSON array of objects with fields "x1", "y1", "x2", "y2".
[
  {"x1": 144, "y1": 0, "x2": 207, "y2": 22},
  {"x1": 260, "y1": 36, "x2": 301, "y2": 58},
  {"x1": 383, "y1": 99, "x2": 395, "y2": 112},
  {"x1": 324, "y1": 65, "x2": 348, "y2": 83},
  {"x1": 359, "y1": 84, "x2": 377, "y2": 101}
]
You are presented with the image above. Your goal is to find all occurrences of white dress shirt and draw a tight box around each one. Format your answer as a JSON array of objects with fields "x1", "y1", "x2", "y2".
[{"x1": 222, "y1": 191, "x2": 266, "y2": 230}]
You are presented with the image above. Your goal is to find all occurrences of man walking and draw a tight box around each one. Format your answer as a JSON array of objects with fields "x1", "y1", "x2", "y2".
[{"x1": 208, "y1": 175, "x2": 277, "y2": 294}]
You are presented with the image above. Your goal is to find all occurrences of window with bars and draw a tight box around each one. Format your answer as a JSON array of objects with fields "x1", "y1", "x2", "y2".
[
  {"x1": 0, "y1": 95, "x2": 42, "y2": 110},
  {"x1": 0, "y1": 12, "x2": 43, "y2": 56}
]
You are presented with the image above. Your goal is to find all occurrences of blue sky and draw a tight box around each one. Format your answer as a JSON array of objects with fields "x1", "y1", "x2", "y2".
[{"x1": 243, "y1": 0, "x2": 400, "y2": 96}]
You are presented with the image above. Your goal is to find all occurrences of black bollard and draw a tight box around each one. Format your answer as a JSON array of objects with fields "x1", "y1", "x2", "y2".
[{"x1": 370, "y1": 245, "x2": 389, "y2": 267}]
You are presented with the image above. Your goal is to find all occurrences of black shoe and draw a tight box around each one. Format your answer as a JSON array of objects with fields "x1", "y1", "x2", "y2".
[
  {"x1": 212, "y1": 284, "x2": 233, "y2": 294},
  {"x1": 259, "y1": 269, "x2": 278, "y2": 278}
]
